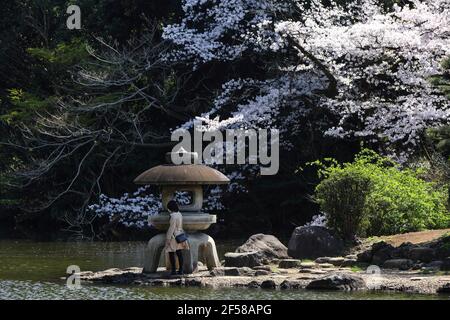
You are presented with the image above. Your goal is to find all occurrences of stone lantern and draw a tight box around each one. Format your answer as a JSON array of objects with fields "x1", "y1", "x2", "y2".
[{"x1": 134, "y1": 149, "x2": 229, "y2": 274}]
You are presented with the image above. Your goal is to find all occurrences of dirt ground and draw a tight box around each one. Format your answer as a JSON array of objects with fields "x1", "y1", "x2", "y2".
[{"x1": 365, "y1": 229, "x2": 450, "y2": 247}]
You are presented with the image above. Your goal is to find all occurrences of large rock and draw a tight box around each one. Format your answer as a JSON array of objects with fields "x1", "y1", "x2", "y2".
[
  {"x1": 356, "y1": 250, "x2": 373, "y2": 263},
  {"x1": 260, "y1": 280, "x2": 277, "y2": 289},
  {"x1": 396, "y1": 242, "x2": 415, "y2": 258},
  {"x1": 408, "y1": 247, "x2": 435, "y2": 263},
  {"x1": 442, "y1": 257, "x2": 450, "y2": 271},
  {"x1": 359, "y1": 240, "x2": 445, "y2": 266},
  {"x1": 371, "y1": 241, "x2": 396, "y2": 265},
  {"x1": 306, "y1": 273, "x2": 367, "y2": 291},
  {"x1": 435, "y1": 236, "x2": 450, "y2": 259},
  {"x1": 383, "y1": 259, "x2": 414, "y2": 270},
  {"x1": 288, "y1": 226, "x2": 344, "y2": 259},
  {"x1": 236, "y1": 234, "x2": 289, "y2": 263},
  {"x1": 224, "y1": 251, "x2": 263, "y2": 268}
]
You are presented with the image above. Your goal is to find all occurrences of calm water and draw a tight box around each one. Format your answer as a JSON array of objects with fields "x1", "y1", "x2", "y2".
[{"x1": 0, "y1": 240, "x2": 448, "y2": 300}]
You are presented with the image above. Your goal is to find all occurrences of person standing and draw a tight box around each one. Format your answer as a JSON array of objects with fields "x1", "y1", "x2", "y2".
[{"x1": 165, "y1": 200, "x2": 189, "y2": 275}]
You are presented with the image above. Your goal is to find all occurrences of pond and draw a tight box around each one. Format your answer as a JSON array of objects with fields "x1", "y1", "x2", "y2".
[{"x1": 0, "y1": 240, "x2": 448, "y2": 300}]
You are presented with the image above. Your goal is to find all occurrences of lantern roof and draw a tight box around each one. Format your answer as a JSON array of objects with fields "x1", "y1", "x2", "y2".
[{"x1": 134, "y1": 150, "x2": 230, "y2": 185}]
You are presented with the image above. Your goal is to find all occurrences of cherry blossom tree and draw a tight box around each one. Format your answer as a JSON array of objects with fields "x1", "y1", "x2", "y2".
[
  {"x1": 88, "y1": 186, "x2": 227, "y2": 229},
  {"x1": 164, "y1": 0, "x2": 450, "y2": 159},
  {"x1": 89, "y1": 0, "x2": 450, "y2": 230}
]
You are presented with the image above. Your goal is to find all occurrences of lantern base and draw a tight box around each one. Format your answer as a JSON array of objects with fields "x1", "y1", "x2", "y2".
[{"x1": 143, "y1": 232, "x2": 220, "y2": 274}]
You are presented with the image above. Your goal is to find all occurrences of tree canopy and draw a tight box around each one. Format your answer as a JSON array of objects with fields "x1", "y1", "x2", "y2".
[{"x1": 0, "y1": 0, "x2": 449, "y2": 240}]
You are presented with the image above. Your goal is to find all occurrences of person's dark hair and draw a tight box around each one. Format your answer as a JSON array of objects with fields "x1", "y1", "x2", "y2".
[{"x1": 167, "y1": 200, "x2": 179, "y2": 212}]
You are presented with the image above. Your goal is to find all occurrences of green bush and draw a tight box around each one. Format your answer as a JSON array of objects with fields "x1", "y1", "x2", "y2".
[
  {"x1": 315, "y1": 167, "x2": 372, "y2": 241},
  {"x1": 313, "y1": 149, "x2": 450, "y2": 239}
]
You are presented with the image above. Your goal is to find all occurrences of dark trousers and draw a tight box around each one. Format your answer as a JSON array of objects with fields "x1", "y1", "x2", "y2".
[{"x1": 168, "y1": 250, "x2": 184, "y2": 272}]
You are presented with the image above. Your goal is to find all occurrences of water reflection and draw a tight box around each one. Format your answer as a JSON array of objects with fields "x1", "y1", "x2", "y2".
[
  {"x1": 1, "y1": 280, "x2": 447, "y2": 300},
  {"x1": 0, "y1": 240, "x2": 238, "y2": 282}
]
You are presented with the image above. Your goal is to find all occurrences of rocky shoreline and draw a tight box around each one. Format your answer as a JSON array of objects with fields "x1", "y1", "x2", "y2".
[
  {"x1": 78, "y1": 264, "x2": 450, "y2": 295},
  {"x1": 78, "y1": 231, "x2": 450, "y2": 296}
]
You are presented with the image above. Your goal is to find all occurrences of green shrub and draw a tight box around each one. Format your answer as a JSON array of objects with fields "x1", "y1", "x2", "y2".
[
  {"x1": 313, "y1": 149, "x2": 450, "y2": 238},
  {"x1": 315, "y1": 167, "x2": 372, "y2": 241}
]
